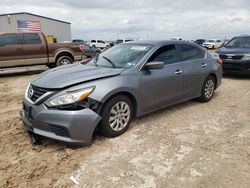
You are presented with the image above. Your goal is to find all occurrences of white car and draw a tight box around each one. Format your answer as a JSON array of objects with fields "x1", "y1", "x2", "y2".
[
  {"x1": 115, "y1": 39, "x2": 134, "y2": 45},
  {"x1": 88, "y1": 40, "x2": 109, "y2": 50},
  {"x1": 202, "y1": 39, "x2": 223, "y2": 49}
]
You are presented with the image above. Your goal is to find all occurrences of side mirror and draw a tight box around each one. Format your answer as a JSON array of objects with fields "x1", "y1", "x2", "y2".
[{"x1": 145, "y1": 61, "x2": 164, "y2": 69}]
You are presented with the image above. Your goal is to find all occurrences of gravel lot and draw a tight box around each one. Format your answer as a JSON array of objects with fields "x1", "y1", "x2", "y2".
[{"x1": 0, "y1": 66, "x2": 250, "y2": 188}]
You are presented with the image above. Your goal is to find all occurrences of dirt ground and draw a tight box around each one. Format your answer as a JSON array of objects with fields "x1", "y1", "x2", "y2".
[{"x1": 0, "y1": 67, "x2": 250, "y2": 188}]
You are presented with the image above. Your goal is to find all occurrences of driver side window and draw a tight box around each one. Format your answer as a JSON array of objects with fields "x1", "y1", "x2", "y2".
[{"x1": 148, "y1": 44, "x2": 178, "y2": 65}]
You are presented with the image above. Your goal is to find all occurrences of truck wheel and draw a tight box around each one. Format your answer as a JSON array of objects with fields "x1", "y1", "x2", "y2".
[
  {"x1": 56, "y1": 56, "x2": 73, "y2": 66},
  {"x1": 99, "y1": 95, "x2": 133, "y2": 138}
]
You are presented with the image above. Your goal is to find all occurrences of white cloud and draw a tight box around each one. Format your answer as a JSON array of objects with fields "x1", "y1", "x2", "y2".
[{"x1": 1, "y1": 0, "x2": 250, "y2": 40}]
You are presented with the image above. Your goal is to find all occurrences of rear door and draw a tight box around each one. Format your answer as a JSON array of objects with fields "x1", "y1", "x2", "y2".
[
  {"x1": 0, "y1": 33, "x2": 24, "y2": 68},
  {"x1": 140, "y1": 44, "x2": 185, "y2": 112},
  {"x1": 177, "y1": 43, "x2": 208, "y2": 98},
  {"x1": 21, "y1": 33, "x2": 48, "y2": 65}
]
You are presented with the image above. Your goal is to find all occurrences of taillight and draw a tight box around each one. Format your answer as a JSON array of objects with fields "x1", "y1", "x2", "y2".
[
  {"x1": 216, "y1": 58, "x2": 223, "y2": 66},
  {"x1": 79, "y1": 44, "x2": 84, "y2": 52}
]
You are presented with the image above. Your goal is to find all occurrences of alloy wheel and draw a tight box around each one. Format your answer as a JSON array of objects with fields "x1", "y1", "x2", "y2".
[
  {"x1": 204, "y1": 79, "x2": 215, "y2": 99},
  {"x1": 60, "y1": 58, "x2": 71, "y2": 65},
  {"x1": 109, "y1": 101, "x2": 131, "y2": 132}
]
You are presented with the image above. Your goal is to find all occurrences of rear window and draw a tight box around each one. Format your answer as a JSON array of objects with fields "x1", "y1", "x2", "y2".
[
  {"x1": 22, "y1": 33, "x2": 41, "y2": 44},
  {"x1": 179, "y1": 44, "x2": 205, "y2": 61},
  {"x1": 0, "y1": 34, "x2": 19, "y2": 46}
]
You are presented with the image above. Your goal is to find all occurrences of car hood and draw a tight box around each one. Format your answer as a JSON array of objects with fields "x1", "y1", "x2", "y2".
[
  {"x1": 31, "y1": 64, "x2": 124, "y2": 89},
  {"x1": 216, "y1": 47, "x2": 250, "y2": 54}
]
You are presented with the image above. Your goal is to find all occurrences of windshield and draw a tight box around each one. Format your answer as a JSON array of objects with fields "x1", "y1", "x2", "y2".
[
  {"x1": 207, "y1": 40, "x2": 215, "y2": 42},
  {"x1": 225, "y1": 37, "x2": 250, "y2": 48},
  {"x1": 87, "y1": 44, "x2": 152, "y2": 68}
]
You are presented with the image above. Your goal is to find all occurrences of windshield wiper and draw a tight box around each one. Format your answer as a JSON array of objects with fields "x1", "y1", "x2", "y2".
[{"x1": 102, "y1": 56, "x2": 117, "y2": 68}]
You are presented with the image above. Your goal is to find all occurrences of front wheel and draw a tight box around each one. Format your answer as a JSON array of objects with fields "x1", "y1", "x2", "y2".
[
  {"x1": 99, "y1": 95, "x2": 133, "y2": 138},
  {"x1": 199, "y1": 76, "x2": 216, "y2": 102}
]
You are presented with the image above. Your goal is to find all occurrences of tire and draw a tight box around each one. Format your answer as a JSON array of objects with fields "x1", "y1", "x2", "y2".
[
  {"x1": 56, "y1": 56, "x2": 73, "y2": 66},
  {"x1": 99, "y1": 95, "x2": 133, "y2": 138},
  {"x1": 199, "y1": 75, "x2": 216, "y2": 102},
  {"x1": 92, "y1": 45, "x2": 96, "y2": 48}
]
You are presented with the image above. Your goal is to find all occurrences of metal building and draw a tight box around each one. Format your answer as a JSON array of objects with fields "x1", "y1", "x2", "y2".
[{"x1": 0, "y1": 12, "x2": 71, "y2": 42}]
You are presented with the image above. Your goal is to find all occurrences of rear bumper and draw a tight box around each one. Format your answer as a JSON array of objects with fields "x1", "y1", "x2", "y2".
[
  {"x1": 20, "y1": 99, "x2": 101, "y2": 145},
  {"x1": 222, "y1": 59, "x2": 250, "y2": 75}
]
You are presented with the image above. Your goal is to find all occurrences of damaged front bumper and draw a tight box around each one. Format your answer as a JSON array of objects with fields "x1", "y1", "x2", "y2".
[{"x1": 20, "y1": 99, "x2": 102, "y2": 146}]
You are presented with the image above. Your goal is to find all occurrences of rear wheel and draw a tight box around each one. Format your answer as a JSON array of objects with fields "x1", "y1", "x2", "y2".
[
  {"x1": 99, "y1": 95, "x2": 133, "y2": 137},
  {"x1": 56, "y1": 56, "x2": 73, "y2": 66},
  {"x1": 199, "y1": 75, "x2": 216, "y2": 102}
]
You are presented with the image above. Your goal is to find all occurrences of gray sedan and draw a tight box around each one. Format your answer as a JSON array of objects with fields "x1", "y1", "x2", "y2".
[{"x1": 20, "y1": 40, "x2": 222, "y2": 145}]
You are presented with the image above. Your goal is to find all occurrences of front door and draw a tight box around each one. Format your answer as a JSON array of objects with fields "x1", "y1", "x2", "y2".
[
  {"x1": 140, "y1": 44, "x2": 184, "y2": 112},
  {"x1": 0, "y1": 33, "x2": 24, "y2": 68}
]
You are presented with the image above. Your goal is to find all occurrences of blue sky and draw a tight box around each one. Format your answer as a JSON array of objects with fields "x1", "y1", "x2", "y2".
[{"x1": 2, "y1": 0, "x2": 250, "y2": 40}]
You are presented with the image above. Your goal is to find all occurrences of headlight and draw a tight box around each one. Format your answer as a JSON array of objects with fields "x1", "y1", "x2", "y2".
[
  {"x1": 243, "y1": 53, "x2": 250, "y2": 60},
  {"x1": 48, "y1": 86, "x2": 95, "y2": 107}
]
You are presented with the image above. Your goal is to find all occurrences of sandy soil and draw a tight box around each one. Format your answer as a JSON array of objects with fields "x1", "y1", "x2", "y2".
[{"x1": 0, "y1": 67, "x2": 249, "y2": 188}]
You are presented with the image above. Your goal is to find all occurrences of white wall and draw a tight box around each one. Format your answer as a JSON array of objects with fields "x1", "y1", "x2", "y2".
[{"x1": 0, "y1": 13, "x2": 71, "y2": 42}]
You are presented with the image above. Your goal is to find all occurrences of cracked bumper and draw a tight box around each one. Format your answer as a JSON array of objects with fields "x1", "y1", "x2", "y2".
[{"x1": 20, "y1": 99, "x2": 102, "y2": 145}]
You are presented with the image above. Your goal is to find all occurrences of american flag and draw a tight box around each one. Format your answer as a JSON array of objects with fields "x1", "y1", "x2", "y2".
[{"x1": 17, "y1": 20, "x2": 41, "y2": 32}]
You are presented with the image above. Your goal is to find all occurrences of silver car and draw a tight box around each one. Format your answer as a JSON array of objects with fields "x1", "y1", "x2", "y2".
[{"x1": 20, "y1": 40, "x2": 222, "y2": 145}]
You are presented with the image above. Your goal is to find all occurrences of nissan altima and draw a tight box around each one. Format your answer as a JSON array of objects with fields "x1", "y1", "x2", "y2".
[{"x1": 20, "y1": 40, "x2": 222, "y2": 145}]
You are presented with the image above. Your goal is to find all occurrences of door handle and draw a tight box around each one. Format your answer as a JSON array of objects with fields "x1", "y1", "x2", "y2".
[
  {"x1": 201, "y1": 63, "x2": 207, "y2": 67},
  {"x1": 16, "y1": 48, "x2": 22, "y2": 51},
  {"x1": 175, "y1": 70, "x2": 183, "y2": 75}
]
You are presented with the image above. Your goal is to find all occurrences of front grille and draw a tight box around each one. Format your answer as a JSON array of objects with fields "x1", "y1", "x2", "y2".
[
  {"x1": 49, "y1": 124, "x2": 70, "y2": 138},
  {"x1": 29, "y1": 85, "x2": 49, "y2": 102},
  {"x1": 219, "y1": 54, "x2": 227, "y2": 59},
  {"x1": 219, "y1": 54, "x2": 244, "y2": 60}
]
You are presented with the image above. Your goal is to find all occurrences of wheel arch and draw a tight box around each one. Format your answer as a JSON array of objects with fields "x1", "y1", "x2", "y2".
[
  {"x1": 208, "y1": 73, "x2": 217, "y2": 88},
  {"x1": 100, "y1": 91, "x2": 138, "y2": 118},
  {"x1": 55, "y1": 50, "x2": 74, "y2": 63}
]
